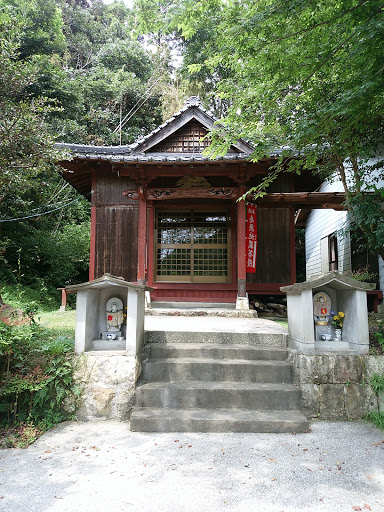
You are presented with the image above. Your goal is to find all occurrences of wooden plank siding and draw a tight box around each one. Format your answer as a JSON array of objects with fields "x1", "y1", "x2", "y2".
[
  {"x1": 95, "y1": 206, "x2": 139, "y2": 281},
  {"x1": 305, "y1": 182, "x2": 351, "y2": 279},
  {"x1": 94, "y1": 171, "x2": 139, "y2": 281},
  {"x1": 95, "y1": 172, "x2": 138, "y2": 206},
  {"x1": 247, "y1": 208, "x2": 292, "y2": 284}
]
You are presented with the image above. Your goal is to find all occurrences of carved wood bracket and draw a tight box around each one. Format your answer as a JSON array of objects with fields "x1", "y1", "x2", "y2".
[{"x1": 122, "y1": 187, "x2": 239, "y2": 201}]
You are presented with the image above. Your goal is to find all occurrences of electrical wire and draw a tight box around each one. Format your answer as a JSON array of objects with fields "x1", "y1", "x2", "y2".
[
  {"x1": 113, "y1": 72, "x2": 164, "y2": 134},
  {"x1": 0, "y1": 193, "x2": 91, "y2": 223},
  {"x1": 113, "y1": 76, "x2": 161, "y2": 134}
]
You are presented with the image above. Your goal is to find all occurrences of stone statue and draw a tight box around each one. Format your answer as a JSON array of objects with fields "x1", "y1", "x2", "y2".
[{"x1": 313, "y1": 292, "x2": 331, "y2": 326}]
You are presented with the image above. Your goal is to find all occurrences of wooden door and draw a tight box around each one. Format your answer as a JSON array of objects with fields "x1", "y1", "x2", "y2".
[{"x1": 155, "y1": 209, "x2": 231, "y2": 283}]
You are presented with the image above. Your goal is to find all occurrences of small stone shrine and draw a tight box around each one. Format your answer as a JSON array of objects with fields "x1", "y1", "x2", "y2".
[
  {"x1": 281, "y1": 271, "x2": 376, "y2": 354},
  {"x1": 66, "y1": 273, "x2": 151, "y2": 355}
]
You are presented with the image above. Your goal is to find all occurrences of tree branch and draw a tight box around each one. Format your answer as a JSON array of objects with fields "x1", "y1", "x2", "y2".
[{"x1": 253, "y1": 0, "x2": 371, "y2": 52}]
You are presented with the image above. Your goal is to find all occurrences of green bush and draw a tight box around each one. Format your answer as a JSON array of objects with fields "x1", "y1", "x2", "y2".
[
  {"x1": 365, "y1": 412, "x2": 384, "y2": 431},
  {"x1": 0, "y1": 319, "x2": 81, "y2": 431},
  {"x1": 0, "y1": 283, "x2": 64, "y2": 311},
  {"x1": 366, "y1": 373, "x2": 384, "y2": 431},
  {"x1": 374, "y1": 328, "x2": 384, "y2": 350}
]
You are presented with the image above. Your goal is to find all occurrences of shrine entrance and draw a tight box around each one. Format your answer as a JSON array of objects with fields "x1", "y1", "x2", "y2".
[{"x1": 154, "y1": 209, "x2": 231, "y2": 283}]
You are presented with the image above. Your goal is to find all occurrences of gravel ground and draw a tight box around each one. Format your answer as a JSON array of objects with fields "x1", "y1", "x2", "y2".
[{"x1": 0, "y1": 420, "x2": 383, "y2": 512}]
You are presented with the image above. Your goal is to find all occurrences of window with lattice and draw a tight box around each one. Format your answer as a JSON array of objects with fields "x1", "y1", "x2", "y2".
[
  {"x1": 149, "y1": 120, "x2": 239, "y2": 154},
  {"x1": 155, "y1": 210, "x2": 231, "y2": 283}
]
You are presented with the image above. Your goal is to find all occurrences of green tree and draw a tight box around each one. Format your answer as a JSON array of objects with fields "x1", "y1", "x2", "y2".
[
  {"x1": 0, "y1": 7, "x2": 69, "y2": 303},
  {"x1": 54, "y1": 0, "x2": 164, "y2": 145},
  {"x1": 171, "y1": 0, "x2": 384, "y2": 258},
  {"x1": 0, "y1": 9, "x2": 64, "y2": 218},
  {"x1": 0, "y1": 0, "x2": 165, "y2": 300}
]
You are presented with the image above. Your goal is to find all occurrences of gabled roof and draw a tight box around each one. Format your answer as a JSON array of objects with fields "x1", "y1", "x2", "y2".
[
  {"x1": 130, "y1": 96, "x2": 253, "y2": 154},
  {"x1": 56, "y1": 97, "x2": 256, "y2": 163},
  {"x1": 65, "y1": 273, "x2": 151, "y2": 292},
  {"x1": 280, "y1": 271, "x2": 376, "y2": 292}
]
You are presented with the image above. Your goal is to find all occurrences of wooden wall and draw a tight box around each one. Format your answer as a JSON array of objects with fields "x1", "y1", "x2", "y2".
[
  {"x1": 247, "y1": 208, "x2": 291, "y2": 284},
  {"x1": 94, "y1": 171, "x2": 139, "y2": 281},
  {"x1": 91, "y1": 167, "x2": 293, "y2": 288}
]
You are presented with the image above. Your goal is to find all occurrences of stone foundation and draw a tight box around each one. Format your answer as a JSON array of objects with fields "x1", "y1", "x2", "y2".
[
  {"x1": 70, "y1": 351, "x2": 384, "y2": 422},
  {"x1": 72, "y1": 353, "x2": 141, "y2": 420},
  {"x1": 289, "y1": 353, "x2": 384, "y2": 420}
]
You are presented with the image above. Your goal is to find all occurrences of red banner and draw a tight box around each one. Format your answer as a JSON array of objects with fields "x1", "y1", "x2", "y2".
[{"x1": 246, "y1": 205, "x2": 257, "y2": 273}]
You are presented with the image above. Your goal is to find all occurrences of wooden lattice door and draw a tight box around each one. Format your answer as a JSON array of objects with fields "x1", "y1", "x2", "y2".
[{"x1": 155, "y1": 210, "x2": 231, "y2": 283}]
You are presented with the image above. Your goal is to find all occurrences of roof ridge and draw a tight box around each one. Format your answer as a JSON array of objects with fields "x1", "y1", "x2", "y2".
[{"x1": 129, "y1": 96, "x2": 215, "y2": 150}]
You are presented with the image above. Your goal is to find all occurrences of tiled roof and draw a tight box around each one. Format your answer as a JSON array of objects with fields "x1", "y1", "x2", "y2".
[
  {"x1": 55, "y1": 145, "x2": 256, "y2": 163},
  {"x1": 128, "y1": 96, "x2": 215, "y2": 151},
  {"x1": 56, "y1": 145, "x2": 291, "y2": 163},
  {"x1": 55, "y1": 96, "x2": 294, "y2": 163}
]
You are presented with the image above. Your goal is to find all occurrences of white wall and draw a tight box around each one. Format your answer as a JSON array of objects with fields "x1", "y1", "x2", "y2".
[
  {"x1": 379, "y1": 257, "x2": 384, "y2": 291},
  {"x1": 305, "y1": 181, "x2": 351, "y2": 279},
  {"x1": 305, "y1": 151, "x2": 383, "y2": 293}
]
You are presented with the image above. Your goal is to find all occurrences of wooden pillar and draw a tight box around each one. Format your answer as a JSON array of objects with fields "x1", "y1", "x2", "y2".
[
  {"x1": 57, "y1": 288, "x2": 67, "y2": 312},
  {"x1": 237, "y1": 186, "x2": 247, "y2": 297},
  {"x1": 147, "y1": 202, "x2": 155, "y2": 287},
  {"x1": 290, "y1": 207, "x2": 297, "y2": 284},
  {"x1": 89, "y1": 171, "x2": 97, "y2": 281},
  {"x1": 137, "y1": 187, "x2": 147, "y2": 285}
]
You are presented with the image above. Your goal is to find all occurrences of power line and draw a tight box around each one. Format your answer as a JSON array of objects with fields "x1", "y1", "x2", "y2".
[
  {"x1": 0, "y1": 193, "x2": 91, "y2": 223},
  {"x1": 113, "y1": 72, "x2": 164, "y2": 135}
]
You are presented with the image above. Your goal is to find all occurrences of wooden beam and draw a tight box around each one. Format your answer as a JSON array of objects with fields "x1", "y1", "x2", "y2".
[
  {"x1": 290, "y1": 208, "x2": 296, "y2": 283},
  {"x1": 137, "y1": 191, "x2": 147, "y2": 284},
  {"x1": 123, "y1": 187, "x2": 239, "y2": 200},
  {"x1": 246, "y1": 192, "x2": 348, "y2": 209}
]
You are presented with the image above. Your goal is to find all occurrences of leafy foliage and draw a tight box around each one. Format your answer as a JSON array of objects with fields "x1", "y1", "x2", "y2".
[
  {"x1": 366, "y1": 372, "x2": 384, "y2": 431},
  {"x1": 170, "y1": 0, "x2": 384, "y2": 256},
  {"x1": 0, "y1": 316, "x2": 81, "y2": 433},
  {"x1": 0, "y1": 9, "x2": 65, "y2": 215},
  {"x1": 346, "y1": 186, "x2": 384, "y2": 260},
  {"x1": 51, "y1": 0, "x2": 164, "y2": 145},
  {"x1": 365, "y1": 411, "x2": 384, "y2": 431}
]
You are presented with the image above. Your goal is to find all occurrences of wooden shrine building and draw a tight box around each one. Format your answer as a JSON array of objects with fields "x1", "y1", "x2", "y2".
[{"x1": 57, "y1": 97, "x2": 345, "y2": 307}]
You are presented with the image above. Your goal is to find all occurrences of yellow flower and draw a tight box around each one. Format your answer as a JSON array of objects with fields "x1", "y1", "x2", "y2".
[
  {"x1": 339, "y1": 322, "x2": 343, "y2": 327},
  {"x1": 338, "y1": 312, "x2": 345, "y2": 318},
  {"x1": 334, "y1": 315, "x2": 340, "y2": 321}
]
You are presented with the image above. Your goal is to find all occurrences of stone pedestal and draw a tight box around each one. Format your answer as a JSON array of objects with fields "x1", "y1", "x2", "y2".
[
  {"x1": 236, "y1": 295, "x2": 250, "y2": 310},
  {"x1": 281, "y1": 271, "x2": 375, "y2": 354},
  {"x1": 315, "y1": 325, "x2": 332, "y2": 341}
]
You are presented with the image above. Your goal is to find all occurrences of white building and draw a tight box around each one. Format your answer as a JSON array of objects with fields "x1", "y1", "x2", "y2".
[{"x1": 305, "y1": 169, "x2": 384, "y2": 311}]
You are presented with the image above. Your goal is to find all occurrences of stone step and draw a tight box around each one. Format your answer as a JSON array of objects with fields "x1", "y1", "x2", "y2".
[
  {"x1": 144, "y1": 330, "x2": 287, "y2": 346},
  {"x1": 145, "y1": 343, "x2": 288, "y2": 361},
  {"x1": 90, "y1": 339, "x2": 125, "y2": 351},
  {"x1": 150, "y1": 302, "x2": 236, "y2": 310},
  {"x1": 130, "y1": 408, "x2": 309, "y2": 433},
  {"x1": 135, "y1": 381, "x2": 302, "y2": 410},
  {"x1": 141, "y1": 358, "x2": 292, "y2": 383}
]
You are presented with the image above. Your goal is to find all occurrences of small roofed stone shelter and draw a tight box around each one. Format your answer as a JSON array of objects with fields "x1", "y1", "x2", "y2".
[
  {"x1": 281, "y1": 271, "x2": 375, "y2": 354},
  {"x1": 57, "y1": 97, "x2": 345, "y2": 307}
]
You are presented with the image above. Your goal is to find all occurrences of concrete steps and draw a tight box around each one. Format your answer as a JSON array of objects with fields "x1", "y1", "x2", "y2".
[
  {"x1": 145, "y1": 330, "x2": 287, "y2": 346},
  {"x1": 141, "y1": 358, "x2": 293, "y2": 383},
  {"x1": 146, "y1": 343, "x2": 288, "y2": 360},
  {"x1": 135, "y1": 381, "x2": 303, "y2": 410},
  {"x1": 131, "y1": 408, "x2": 308, "y2": 433},
  {"x1": 130, "y1": 340, "x2": 309, "y2": 433}
]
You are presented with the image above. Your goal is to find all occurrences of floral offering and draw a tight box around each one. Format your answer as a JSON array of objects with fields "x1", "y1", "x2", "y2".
[{"x1": 331, "y1": 311, "x2": 345, "y2": 329}]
